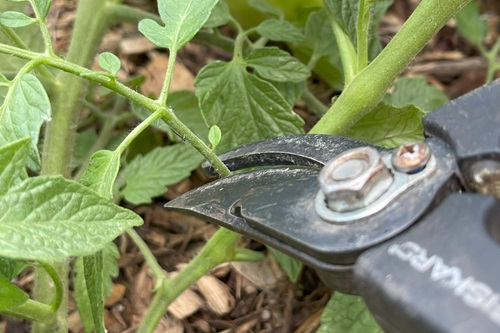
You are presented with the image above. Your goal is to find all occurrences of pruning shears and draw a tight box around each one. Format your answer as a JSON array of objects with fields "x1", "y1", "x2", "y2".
[{"x1": 165, "y1": 80, "x2": 500, "y2": 333}]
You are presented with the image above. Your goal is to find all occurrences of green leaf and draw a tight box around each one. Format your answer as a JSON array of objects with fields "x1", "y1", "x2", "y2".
[
  {"x1": 0, "y1": 274, "x2": 28, "y2": 311},
  {"x1": 0, "y1": 257, "x2": 29, "y2": 280},
  {"x1": 345, "y1": 103, "x2": 424, "y2": 147},
  {"x1": 138, "y1": 0, "x2": 219, "y2": 50},
  {"x1": 267, "y1": 247, "x2": 302, "y2": 283},
  {"x1": 367, "y1": 0, "x2": 393, "y2": 59},
  {"x1": 204, "y1": 1, "x2": 231, "y2": 28},
  {"x1": 74, "y1": 243, "x2": 119, "y2": 333},
  {"x1": 246, "y1": 47, "x2": 310, "y2": 83},
  {"x1": 131, "y1": 91, "x2": 209, "y2": 143},
  {"x1": 0, "y1": 2, "x2": 44, "y2": 76},
  {"x1": 387, "y1": 77, "x2": 449, "y2": 112},
  {"x1": 324, "y1": 0, "x2": 358, "y2": 47},
  {"x1": 0, "y1": 11, "x2": 36, "y2": 27},
  {"x1": 98, "y1": 52, "x2": 121, "y2": 76},
  {"x1": 323, "y1": 0, "x2": 393, "y2": 59},
  {"x1": 195, "y1": 61, "x2": 304, "y2": 152},
  {"x1": 168, "y1": 91, "x2": 210, "y2": 143},
  {"x1": 248, "y1": 0, "x2": 283, "y2": 18},
  {"x1": 269, "y1": 80, "x2": 306, "y2": 107},
  {"x1": 304, "y1": 9, "x2": 337, "y2": 59},
  {"x1": 456, "y1": 0, "x2": 488, "y2": 47},
  {"x1": 122, "y1": 144, "x2": 203, "y2": 205},
  {"x1": 79, "y1": 150, "x2": 120, "y2": 200},
  {"x1": 74, "y1": 257, "x2": 94, "y2": 333},
  {"x1": 317, "y1": 292, "x2": 383, "y2": 333},
  {"x1": 0, "y1": 175, "x2": 142, "y2": 261},
  {"x1": 255, "y1": 19, "x2": 304, "y2": 43},
  {"x1": 102, "y1": 242, "x2": 120, "y2": 298},
  {"x1": 31, "y1": 0, "x2": 52, "y2": 19},
  {"x1": 83, "y1": 252, "x2": 105, "y2": 333},
  {"x1": 208, "y1": 125, "x2": 222, "y2": 150},
  {"x1": 0, "y1": 73, "x2": 51, "y2": 172},
  {"x1": 0, "y1": 138, "x2": 30, "y2": 195}
]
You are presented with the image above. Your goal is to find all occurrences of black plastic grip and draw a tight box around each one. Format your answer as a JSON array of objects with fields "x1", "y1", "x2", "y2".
[{"x1": 355, "y1": 194, "x2": 500, "y2": 333}]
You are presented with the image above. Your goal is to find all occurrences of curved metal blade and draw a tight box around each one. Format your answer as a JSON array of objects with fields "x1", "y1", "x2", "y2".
[
  {"x1": 203, "y1": 134, "x2": 382, "y2": 176},
  {"x1": 165, "y1": 166, "x2": 319, "y2": 236}
]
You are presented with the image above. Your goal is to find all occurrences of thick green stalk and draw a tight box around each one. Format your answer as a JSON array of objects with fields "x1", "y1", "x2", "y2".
[
  {"x1": 301, "y1": 89, "x2": 328, "y2": 116},
  {"x1": 136, "y1": 228, "x2": 241, "y2": 333},
  {"x1": 36, "y1": 1, "x2": 114, "y2": 332},
  {"x1": 311, "y1": 0, "x2": 472, "y2": 135},
  {"x1": 41, "y1": 0, "x2": 111, "y2": 176}
]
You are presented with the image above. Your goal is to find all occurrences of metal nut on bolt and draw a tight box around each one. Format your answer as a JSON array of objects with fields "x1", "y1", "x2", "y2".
[
  {"x1": 318, "y1": 147, "x2": 393, "y2": 212},
  {"x1": 391, "y1": 141, "x2": 431, "y2": 173}
]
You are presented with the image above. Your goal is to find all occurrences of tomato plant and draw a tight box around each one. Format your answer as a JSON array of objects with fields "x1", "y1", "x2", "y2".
[{"x1": 0, "y1": 0, "x2": 497, "y2": 332}]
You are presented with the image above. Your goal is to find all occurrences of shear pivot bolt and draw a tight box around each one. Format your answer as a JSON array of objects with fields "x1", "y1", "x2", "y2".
[
  {"x1": 319, "y1": 147, "x2": 393, "y2": 212},
  {"x1": 392, "y1": 141, "x2": 431, "y2": 173},
  {"x1": 331, "y1": 158, "x2": 368, "y2": 181}
]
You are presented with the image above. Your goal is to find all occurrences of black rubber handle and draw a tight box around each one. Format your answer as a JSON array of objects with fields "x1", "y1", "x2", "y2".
[{"x1": 355, "y1": 194, "x2": 500, "y2": 333}]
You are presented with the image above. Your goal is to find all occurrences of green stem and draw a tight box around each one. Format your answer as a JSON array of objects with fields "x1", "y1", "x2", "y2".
[
  {"x1": 136, "y1": 228, "x2": 241, "y2": 333},
  {"x1": 160, "y1": 108, "x2": 231, "y2": 176},
  {"x1": 0, "y1": 26, "x2": 54, "y2": 81},
  {"x1": 301, "y1": 89, "x2": 328, "y2": 116},
  {"x1": 41, "y1": 1, "x2": 111, "y2": 177},
  {"x1": 127, "y1": 229, "x2": 167, "y2": 282},
  {"x1": 31, "y1": 262, "x2": 68, "y2": 333},
  {"x1": 252, "y1": 36, "x2": 268, "y2": 49},
  {"x1": 0, "y1": 25, "x2": 29, "y2": 50},
  {"x1": 35, "y1": 262, "x2": 64, "y2": 312},
  {"x1": 158, "y1": 48, "x2": 177, "y2": 106},
  {"x1": 233, "y1": 30, "x2": 248, "y2": 60},
  {"x1": 27, "y1": 0, "x2": 55, "y2": 56},
  {"x1": 306, "y1": 53, "x2": 320, "y2": 71},
  {"x1": 480, "y1": 39, "x2": 500, "y2": 83},
  {"x1": 0, "y1": 42, "x2": 232, "y2": 176},
  {"x1": 35, "y1": 19, "x2": 55, "y2": 57},
  {"x1": 311, "y1": 0, "x2": 472, "y2": 135},
  {"x1": 3, "y1": 299, "x2": 55, "y2": 324},
  {"x1": 115, "y1": 107, "x2": 166, "y2": 155}
]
